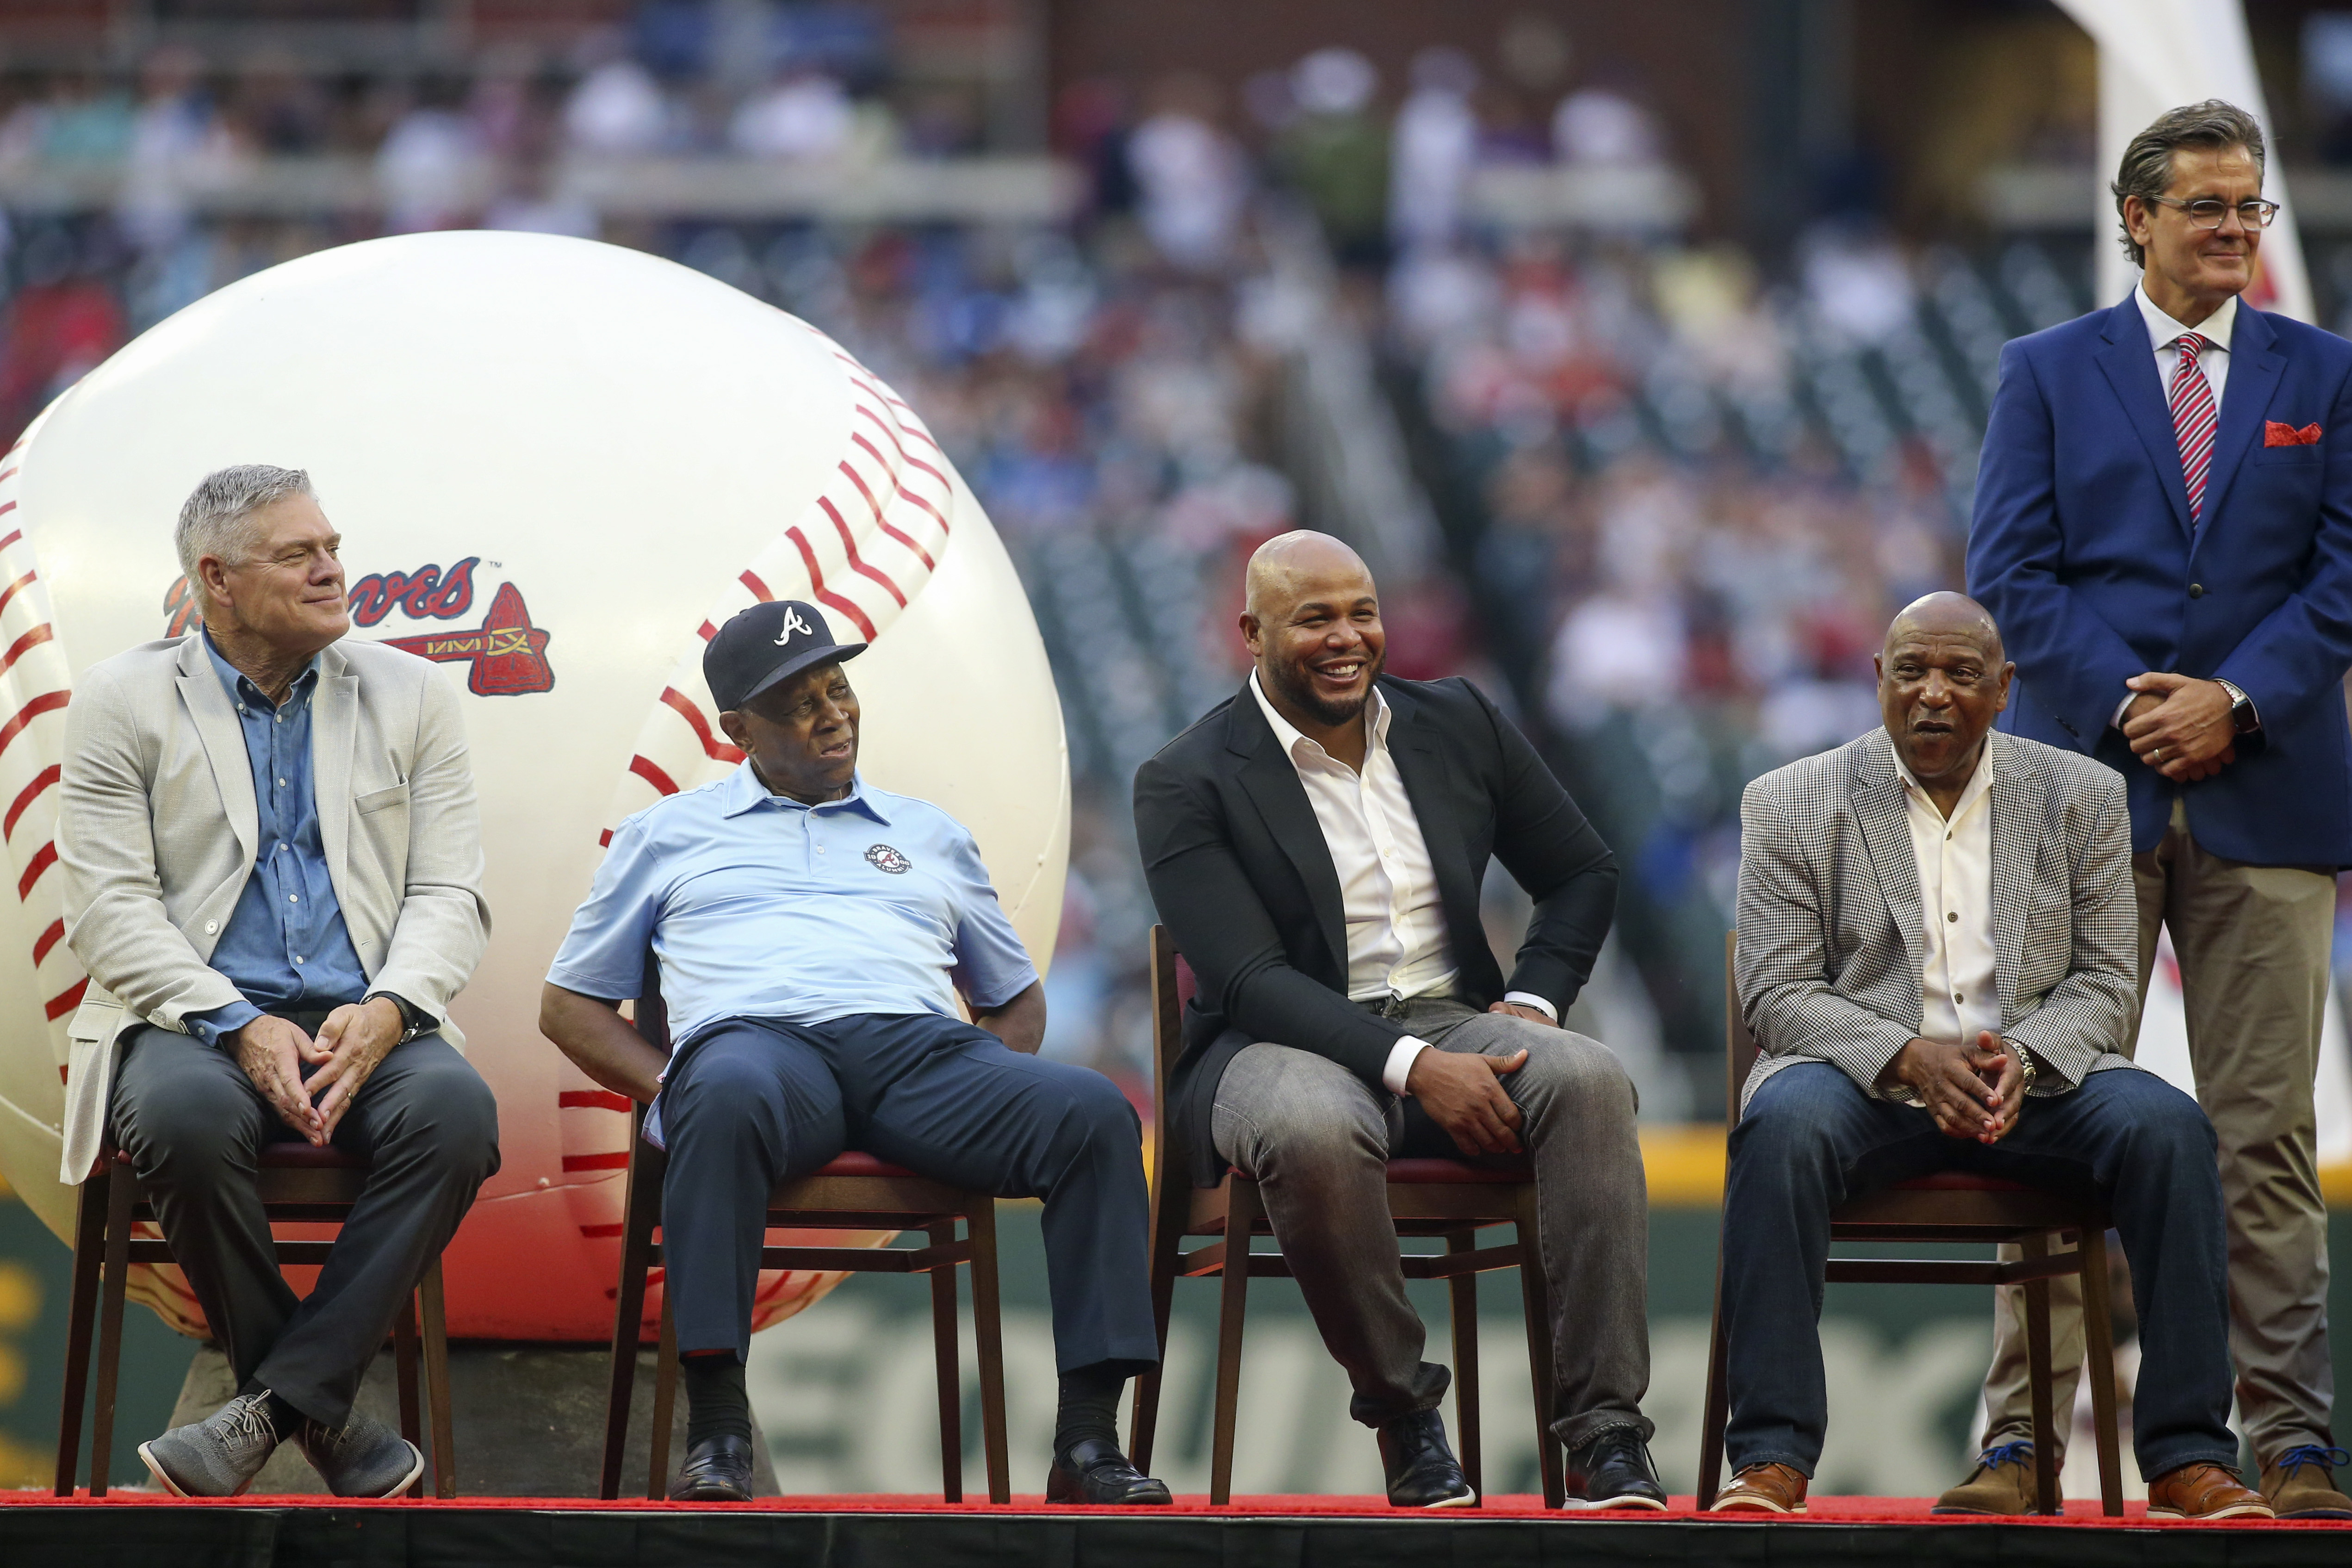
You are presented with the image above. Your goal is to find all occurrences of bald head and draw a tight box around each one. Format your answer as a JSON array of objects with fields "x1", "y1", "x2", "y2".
[
  {"x1": 1245, "y1": 531, "x2": 1373, "y2": 624},
  {"x1": 1241, "y1": 530, "x2": 1386, "y2": 736},
  {"x1": 1884, "y1": 590, "x2": 2004, "y2": 665},
  {"x1": 1877, "y1": 590, "x2": 2013, "y2": 800}
]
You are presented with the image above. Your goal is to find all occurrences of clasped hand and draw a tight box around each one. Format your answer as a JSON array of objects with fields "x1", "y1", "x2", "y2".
[
  {"x1": 232, "y1": 996, "x2": 406, "y2": 1145},
  {"x1": 1879, "y1": 1030, "x2": 2020, "y2": 1143},
  {"x1": 2122, "y1": 672, "x2": 2235, "y2": 782}
]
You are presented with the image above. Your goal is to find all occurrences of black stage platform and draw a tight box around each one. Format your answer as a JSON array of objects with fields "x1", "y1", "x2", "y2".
[{"x1": 8, "y1": 1495, "x2": 2352, "y2": 1567}]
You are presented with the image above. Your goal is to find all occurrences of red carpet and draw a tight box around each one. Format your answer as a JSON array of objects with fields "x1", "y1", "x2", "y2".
[{"x1": 9, "y1": 1490, "x2": 2352, "y2": 1525}]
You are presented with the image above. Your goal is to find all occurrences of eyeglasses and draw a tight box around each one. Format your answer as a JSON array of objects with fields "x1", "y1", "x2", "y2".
[{"x1": 2147, "y1": 196, "x2": 2280, "y2": 230}]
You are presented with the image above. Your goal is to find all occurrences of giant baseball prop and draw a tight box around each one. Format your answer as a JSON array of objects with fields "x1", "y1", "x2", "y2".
[{"x1": 0, "y1": 231, "x2": 1069, "y2": 1341}]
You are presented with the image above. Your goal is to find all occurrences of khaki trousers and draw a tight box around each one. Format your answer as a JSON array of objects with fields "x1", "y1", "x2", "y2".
[{"x1": 1978, "y1": 798, "x2": 2336, "y2": 1463}]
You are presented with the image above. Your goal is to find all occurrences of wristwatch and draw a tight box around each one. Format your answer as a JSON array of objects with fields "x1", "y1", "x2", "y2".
[
  {"x1": 369, "y1": 992, "x2": 432, "y2": 1043},
  {"x1": 2011, "y1": 1046, "x2": 2038, "y2": 1096},
  {"x1": 2215, "y1": 678, "x2": 2260, "y2": 735}
]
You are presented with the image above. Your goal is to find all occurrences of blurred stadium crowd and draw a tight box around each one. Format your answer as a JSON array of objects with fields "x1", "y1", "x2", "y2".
[{"x1": 9, "y1": 5, "x2": 2352, "y2": 1116}]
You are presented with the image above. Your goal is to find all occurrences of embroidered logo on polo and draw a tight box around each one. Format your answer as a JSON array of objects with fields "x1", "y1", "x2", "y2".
[{"x1": 865, "y1": 843, "x2": 912, "y2": 874}]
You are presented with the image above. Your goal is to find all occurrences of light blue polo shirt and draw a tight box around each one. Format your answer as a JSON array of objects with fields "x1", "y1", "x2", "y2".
[{"x1": 546, "y1": 764, "x2": 1039, "y2": 1051}]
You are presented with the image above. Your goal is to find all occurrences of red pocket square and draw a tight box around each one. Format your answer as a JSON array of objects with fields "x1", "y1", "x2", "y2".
[{"x1": 2265, "y1": 421, "x2": 2323, "y2": 446}]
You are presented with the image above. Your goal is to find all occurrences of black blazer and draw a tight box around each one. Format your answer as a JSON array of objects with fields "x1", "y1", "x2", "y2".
[{"x1": 1133, "y1": 675, "x2": 1618, "y2": 1186}]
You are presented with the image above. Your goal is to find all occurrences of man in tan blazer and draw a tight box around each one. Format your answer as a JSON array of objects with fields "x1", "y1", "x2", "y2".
[{"x1": 59, "y1": 465, "x2": 496, "y2": 1499}]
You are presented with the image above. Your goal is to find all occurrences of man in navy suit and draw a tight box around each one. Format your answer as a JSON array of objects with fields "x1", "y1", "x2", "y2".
[{"x1": 1966, "y1": 99, "x2": 2352, "y2": 1519}]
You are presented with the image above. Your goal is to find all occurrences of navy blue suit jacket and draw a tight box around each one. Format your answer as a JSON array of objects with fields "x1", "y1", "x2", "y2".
[{"x1": 1967, "y1": 293, "x2": 2352, "y2": 867}]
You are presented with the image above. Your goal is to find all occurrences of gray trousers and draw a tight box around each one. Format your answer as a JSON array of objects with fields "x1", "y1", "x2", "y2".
[
  {"x1": 110, "y1": 1019, "x2": 501, "y2": 1431},
  {"x1": 1209, "y1": 997, "x2": 1651, "y2": 1448},
  {"x1": 1980, "y1": 798, "x2": 2336, "y2": 1461}
]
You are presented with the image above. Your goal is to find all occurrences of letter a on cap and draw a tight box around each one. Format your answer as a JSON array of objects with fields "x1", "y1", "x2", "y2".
[{"x1": 775, "y1": 607, "x2": 815, "y2": 646}]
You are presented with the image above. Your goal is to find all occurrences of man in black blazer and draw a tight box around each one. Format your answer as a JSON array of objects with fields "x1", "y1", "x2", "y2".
[{"x1": 1134, "y1": 531, "x2": 1657, "y2": 1510}]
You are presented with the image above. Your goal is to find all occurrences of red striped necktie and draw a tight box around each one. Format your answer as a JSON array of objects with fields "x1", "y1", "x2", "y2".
[{"x1": 2169, "y1": 332, "x2": 2218, "y2": 523}]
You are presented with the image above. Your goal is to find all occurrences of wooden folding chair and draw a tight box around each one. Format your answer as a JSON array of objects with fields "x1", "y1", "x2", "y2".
[
  {"x1": 597, "y1": 976, "x2": 1010, "y2": 1503},
  {"x1": 1125, "y1": 925, "x2": 1565, "y2": 1507},
  {"x1": 1697, "y1": 931, "x2": 2124, "y2": 1514},
  {"x1": 55, "y1": 1141, "x2": 455, "y2": 1498}
]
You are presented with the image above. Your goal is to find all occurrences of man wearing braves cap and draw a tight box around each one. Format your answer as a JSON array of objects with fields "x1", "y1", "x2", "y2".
[{"x1": 540, "y1": 600, "x2": 1166, "y2": 1503}]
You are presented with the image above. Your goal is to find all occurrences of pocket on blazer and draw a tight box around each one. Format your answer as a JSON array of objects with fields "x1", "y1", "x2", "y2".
[{"x1": 354, "y1": 781, "x2": 411, "y2": 815}]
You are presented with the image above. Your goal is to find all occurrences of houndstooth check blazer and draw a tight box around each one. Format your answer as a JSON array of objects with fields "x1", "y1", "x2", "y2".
[{"x1": 1734, "y1": 725, "x2": 2139, "y2": 1114}]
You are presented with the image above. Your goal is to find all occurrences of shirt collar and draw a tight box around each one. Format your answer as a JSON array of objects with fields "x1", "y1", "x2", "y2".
[
  {"x1": 1889, "y1": 733, "x2": 1994, "y2": 824},
  {"x1": 201, "y1": 626, "x2": 316, "y2": 712},
  {"x1": 718, "y1": 760, "x2": 892, "y2": 824},
  {"x1": 2137, "y1": 282, "x2": 2237, "y2": 357},
  {"x1": 1249, "y1": 669, "x2": 1390, "y2": 766}
]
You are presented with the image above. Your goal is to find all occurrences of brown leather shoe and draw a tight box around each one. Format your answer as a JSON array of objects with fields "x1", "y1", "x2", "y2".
[
  {"x1": 1932, "y1": 1440, "x2": 2053, "y2": 1515},
  {"x1": 2260, "y1": 1445, "x2": 2352, "y2": 1519},
  {"x1": 1708, "y1": 1462, "x2": 1808, "y2": 1514},
  {"x1": 2146, "y1": 1461, "x2": 2275, "y2": 1521}
]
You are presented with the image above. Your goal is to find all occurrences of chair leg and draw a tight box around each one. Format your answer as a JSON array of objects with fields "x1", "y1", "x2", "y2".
[
  {"x1": 1514, "y1": 1187, "x2": 1564, "y2": 1508},
  {"x1": 647, "y1": 1288, "x2": 677, "y2": 1500},
  {"x1": 420, "y1": 1257, "x2": 455, "y2": 1499},
  {"x1": 54, "y1": 1166, "x2": 108, "y2": 1496},
  {"x1": 2077, "y1": 1226, "x2": 2124, "y2": 1518},
  {"x1": 1128, "y1": 1174, "x2": 1188, "y2": 1475},
  {"x1": 2021, "y1": 1231, "x2": 2060, "y2": 1517},
  {"x1": 925, "y1": 1221, "x2": 963, "y2": 1502},
  {"x1": 1445, "y1": 1229, "x2": 1481, "y2": 1506},
  {"x1": 599, "y1": 1153, "x2": 660, "y2": 1500},
  {"x1": 1208, "y1": 1179, "x2": 1259, "y2": 1507},
  {"x1": 1696, "y1": 1222, "x2": 1732, "y2": 1510},
  {"x1": 967, "y1": 1196, "x2": 1011, "y2": 1504},
  {"x1": 88, "y1": 1155, "x2": 136, "y2": 1499},
  {"x1": 392, "y1": 1295, "x2": 423, "y2": 1498}
]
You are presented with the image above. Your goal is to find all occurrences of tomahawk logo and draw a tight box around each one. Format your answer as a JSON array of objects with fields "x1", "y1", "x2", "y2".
[{"x1": 774, "y1": 607, "x2": 815, "y2": 646}]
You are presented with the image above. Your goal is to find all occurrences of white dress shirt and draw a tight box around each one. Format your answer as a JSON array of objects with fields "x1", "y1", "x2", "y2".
[
  {"x1": 1250, "y1": 674, "x2": 1557, "y2": 1095},
  {"x1": 1890, "y1": 738, "x2": 2001, "y2": 1056},
  {"x1": 2136, "y1": 282, "x2": 2235, "y2": 411}
]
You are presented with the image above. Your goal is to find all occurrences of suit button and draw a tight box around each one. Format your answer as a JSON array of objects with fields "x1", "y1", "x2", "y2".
[{"x1": 2189, "y1": 583, "x2": 2205, "y2": 598}]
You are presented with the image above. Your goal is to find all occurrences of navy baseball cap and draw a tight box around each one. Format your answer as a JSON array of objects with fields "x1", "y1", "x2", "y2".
[{"x1": 703, "y1": 600, "x2": 867, "y2": 712}]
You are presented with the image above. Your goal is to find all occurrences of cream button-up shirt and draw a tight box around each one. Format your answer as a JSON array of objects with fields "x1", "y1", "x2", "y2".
[
  {"x1": 1891, "y1": 737, "x2": 2002, "y2": 1054},
  {"x1": 1252, "y1": 673, "x2": 1554, "y2": 1094}
]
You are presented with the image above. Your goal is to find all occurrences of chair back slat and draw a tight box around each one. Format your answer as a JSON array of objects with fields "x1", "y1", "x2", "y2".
[{"x1": 1148, "y1": 925, "x2": 1183, "y2": 1198}]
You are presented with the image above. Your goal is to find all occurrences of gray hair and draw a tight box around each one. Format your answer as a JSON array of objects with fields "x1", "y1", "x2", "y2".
[
  {"x1": 2111, "y1": 99, "x2": 2267, "y2": 268},
  {"x1": 174, "y1": 465, "x2": 316, "y2": 581}
]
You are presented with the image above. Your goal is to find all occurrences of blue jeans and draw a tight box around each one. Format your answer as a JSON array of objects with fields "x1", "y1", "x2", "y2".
[
  {"x1": 656, "y1": 1011, "x2": 1159, "y2": 1376},
  {"x1": 1722, "y1": 1061, "x2": 2237, "y2": 1482}
]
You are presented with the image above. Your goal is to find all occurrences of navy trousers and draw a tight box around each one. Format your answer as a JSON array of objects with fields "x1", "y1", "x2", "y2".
[
  {"x1": 657, "y1": 1011, "x2": 1160, "y2": 1376},
  {"x1": 1722, "y1": 1061, "x2": 2238, "y2": 1482}
]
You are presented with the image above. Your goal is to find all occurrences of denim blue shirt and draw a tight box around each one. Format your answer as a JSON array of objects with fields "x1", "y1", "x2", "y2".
[
  {"x1": 185, "y1": 632, "x2": 371, "y2": 1046},
  {"x1": 547, "y1": 764, "x2": 1038, "y2": 1051}
]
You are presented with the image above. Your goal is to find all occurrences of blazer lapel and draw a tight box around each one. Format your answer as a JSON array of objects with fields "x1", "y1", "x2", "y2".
[
  {"x1": 2093, "y1": 295, "x2": 2193, "y2": 539},
  {"x1": 1850, "y1": 734, "x2": 1925, "y2": 980},
  {"x1": 1228, "y1": 688, "x2": 1349, "y2": 980},
  {"x1": 1983, "y1": 732, "x2": 2030, "y2": 1023},
  {"x1": 174, "y1": 636, "x2": 259, "y2": 860},
  {"x1": 313, "y1": 645, "x2": 359, "y2": 908},
  {"x1": 2191, "y1": 303, "x2": 2283, "y2": 552}
]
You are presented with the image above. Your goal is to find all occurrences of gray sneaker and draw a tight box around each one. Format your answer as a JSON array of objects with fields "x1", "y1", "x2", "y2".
[
  {"x1": 138, "y1": 1390, "x2": 285, "y2": 1497},
  {"x1": 298, "y1": 1412, "x2": 425, "y2": 1499}
]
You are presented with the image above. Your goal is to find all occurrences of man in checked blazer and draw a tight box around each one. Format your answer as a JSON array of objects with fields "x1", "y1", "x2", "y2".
[
  {"x1": 59, "y1": 466, "x2": 497, "y2": 1499},
  {"x1": 1711, "y1": 593, "x2": 2263, "y2": 1520}
]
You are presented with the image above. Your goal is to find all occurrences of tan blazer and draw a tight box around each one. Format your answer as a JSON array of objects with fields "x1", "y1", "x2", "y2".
[{"x1": 56, "y1": 632, "x2": 490, "y2": 1182}]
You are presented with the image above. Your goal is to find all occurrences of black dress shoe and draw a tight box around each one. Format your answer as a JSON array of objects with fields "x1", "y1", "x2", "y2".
[
  {"x1": 669, "y1": 1433, "x2": 755, "y2": 1501},
  {"x1": 1046, "y1": 1437, "x2": 1173, "y2": 1504},
  {"x1": 1563, "y1": 1428, "x2": 1668, "y2": 1511},
  {"x1": 1378, "y1": 1409, "x2": 1476, "y2": 1508}
]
